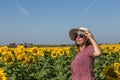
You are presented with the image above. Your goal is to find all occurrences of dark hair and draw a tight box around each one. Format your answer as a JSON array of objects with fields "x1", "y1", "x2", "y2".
[{"x1": 86, "y1": 39, "x2": 92, "y2": 46}]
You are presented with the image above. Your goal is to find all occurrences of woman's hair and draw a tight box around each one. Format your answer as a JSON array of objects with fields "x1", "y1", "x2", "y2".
[{"x1": 86, "y1": 39, "x2": 92, "y2": 46}]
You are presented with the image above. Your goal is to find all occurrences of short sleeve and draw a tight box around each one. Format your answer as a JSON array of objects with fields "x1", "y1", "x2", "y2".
[{"x1": 87, "y1": 45, "x2": 95, "y2": 58}]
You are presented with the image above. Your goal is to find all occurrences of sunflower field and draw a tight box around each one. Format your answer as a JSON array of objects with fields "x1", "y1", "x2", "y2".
[{"x1": 0, "y1": 44, "x2": 120, "y2": 80}]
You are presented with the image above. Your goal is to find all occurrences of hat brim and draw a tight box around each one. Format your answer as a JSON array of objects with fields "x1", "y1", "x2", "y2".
[{"x1": 69, "y1": 29, "x2": 81, "y2": 41}]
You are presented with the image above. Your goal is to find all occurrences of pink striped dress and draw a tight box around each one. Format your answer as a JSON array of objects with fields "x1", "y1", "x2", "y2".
[{"x1": 70, "y1": 45, "x2": 96, "y2": 80}]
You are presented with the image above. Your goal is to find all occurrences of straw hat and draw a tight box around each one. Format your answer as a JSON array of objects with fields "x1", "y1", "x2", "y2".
[{"x1": 69, "y1": 27, "x2": 89, "y2": 41}]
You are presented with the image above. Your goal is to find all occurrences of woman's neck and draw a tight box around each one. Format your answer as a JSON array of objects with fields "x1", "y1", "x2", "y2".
[{"x1": 79, "y1": 44, "x2": 86, "y2": 52}]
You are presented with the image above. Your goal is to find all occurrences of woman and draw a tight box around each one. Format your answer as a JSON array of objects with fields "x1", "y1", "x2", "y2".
[{"x1": 69, "y1": 27, "x2": 102, "y2": 80}]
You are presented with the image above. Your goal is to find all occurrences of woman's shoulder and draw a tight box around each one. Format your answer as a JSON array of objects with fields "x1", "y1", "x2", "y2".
[
  {"x1": 86, "y1": 45, "x2": 94, "y2": 53},
  {"x1": 86, "y1": 45, "x2": 95, "y2": 57}
]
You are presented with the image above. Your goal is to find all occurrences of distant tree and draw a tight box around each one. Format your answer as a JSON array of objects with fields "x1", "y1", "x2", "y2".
[{"x1": 9, "y1": 43, "x2": 17, "y2": 48}]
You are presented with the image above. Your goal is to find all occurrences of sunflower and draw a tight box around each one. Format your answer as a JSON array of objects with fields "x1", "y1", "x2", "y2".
[
  {"x1": 58, "y1": 49, "x2": 64, "y2": 56},
  {"x1": 30, "y1": 47, "x2": 39, "y2": 55},
  {"x1": 24, "y1": 55, "x2": 34, "y2": 64},
  {"x1": 51, "y1": 50, "x2": 58, "y2": 59},
  {"x1": 38, "y1": 49, "x2": 44, "y2": 57},
  {"x1": 16, "y1": 53, "x2": 26, "y2": 62},
  {"x1": 103, "y1": 65, "x2": 118, "y2": 80},
  {"x1": 0, "y1": 46, "x2": 9, "y2": 53},
  {"x1": 0, "y1": 68, "x2": 7, "y2": 80},
  {"x1": 1, "y1": 51, "x2": 15, "y2": 64},
  {"x1": 114, "y1": 62, "x2": 120, "y2": 70},
  {"x1": 64, "y1": 48, "x2": 73, "y2": 57},
  {"x1": 16, "y1": 45, "x2": 25, "y2": 53},
  {"x1": 114, "y1": 62, "x2": 120, "y2": 79}
]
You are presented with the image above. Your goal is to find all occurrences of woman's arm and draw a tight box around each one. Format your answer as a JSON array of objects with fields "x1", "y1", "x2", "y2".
[{"x1": 85, "y1": 31, "x2": 102, "y2": 56}]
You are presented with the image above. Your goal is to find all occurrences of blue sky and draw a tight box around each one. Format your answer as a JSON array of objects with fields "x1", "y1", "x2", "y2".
[{"x1": 0, "y1": 0, "x2": 120, "y2": 45}]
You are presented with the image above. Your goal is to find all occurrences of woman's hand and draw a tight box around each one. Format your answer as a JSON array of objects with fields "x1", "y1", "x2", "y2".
[{"x1": 84, "y1": 31, "x2": 94, "y2": 41}]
